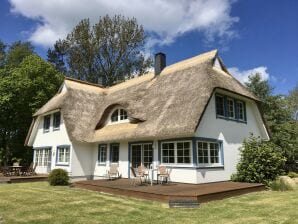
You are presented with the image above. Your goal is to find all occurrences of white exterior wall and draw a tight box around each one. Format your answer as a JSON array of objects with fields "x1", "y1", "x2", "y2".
[
  {"x1": 32, "y1": 113, "x2": 72, "y2": 174},
  {"x1": 194, "y1": 90, "x2": 269, "y2": 183},
  {"x1": 31, "y1": 90, "x2": 269, "y2": 184}
]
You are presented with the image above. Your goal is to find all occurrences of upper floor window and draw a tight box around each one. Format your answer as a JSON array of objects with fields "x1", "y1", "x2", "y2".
[
  {"x1": 43, "y1": 115, "x2": 51, "y2": 133},
  {"x1": 110, "y1": 108, "x2": 128, "y2": 124},
  {"x1": 53, "y1": 112, "x2": 61, "y2": 130},
  {"x1": 215, "y1": 93, "x2": 246, "y2": 123}
]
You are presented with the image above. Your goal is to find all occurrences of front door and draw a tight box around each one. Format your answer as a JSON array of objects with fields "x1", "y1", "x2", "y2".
[{"x1": 131, "y1": 143, "x2": 153, "y2": 168}]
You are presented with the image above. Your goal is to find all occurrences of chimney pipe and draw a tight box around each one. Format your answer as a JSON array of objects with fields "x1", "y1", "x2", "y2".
[{"x1": 154, "y1": 52, "x2": 166, "y2": 76}]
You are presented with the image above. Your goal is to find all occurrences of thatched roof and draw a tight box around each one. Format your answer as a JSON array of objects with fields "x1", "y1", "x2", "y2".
[{"x1": 29, "y1": 50, "x2": 261, "y2": 144}]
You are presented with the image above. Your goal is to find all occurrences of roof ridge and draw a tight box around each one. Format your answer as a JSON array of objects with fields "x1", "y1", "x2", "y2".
[
  {"x1": 64, "y1": 76, "x2": 105, "y2": 88},
  {"x1": 64, "y1": 49, "x2": 218, "y2": 90}
]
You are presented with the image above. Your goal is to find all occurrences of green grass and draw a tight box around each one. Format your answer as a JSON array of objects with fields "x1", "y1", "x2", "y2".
[{"x1": 0, "y1": 182, "x2": 297, "y2": 224}]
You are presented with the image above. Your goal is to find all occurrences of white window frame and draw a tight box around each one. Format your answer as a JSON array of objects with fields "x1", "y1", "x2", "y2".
[
  {"x1": 227, "y1": 97, "x2": 235, "y2": 119},
  {"x1": 108, "y1": 107, "x2": 129, "y2": 125},
  {"x1": 34, "y1": 148, "x2": 51, "y2": 167},
  {"x1": 56, "y1": 146, "x2": 70, "y2": 166},
  {"x1": 236, "y1": 101, "x2": 245, "y2": 121},
  {"x1": 43, "y1": 115, "x2": 51, "y2": 133},
  {"x1": 161, "y1": 141, "x2": 192, "y2": 165},
  {"x1": 197, "y1": 141, "x2": 223, "y2": 167}
]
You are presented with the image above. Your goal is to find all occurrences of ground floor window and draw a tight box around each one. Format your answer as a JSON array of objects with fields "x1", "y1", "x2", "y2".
[
  {"x1": 34, "y1": 148, "x2": 51, "y2": 167},
  {"x1": 98, "y1": 144, "x2": 107, "y2": 164},
  {"x1": 161, "y1": 141, "x2": 191, "y2": 164},
  {"x1": 56, "y1": 146, "x2": 70, "y2": 165},
  {"x1": 197, "y1": 141, "x2": 222, "y2": 166},
  {"x1": 110, "y1": 144, "x2": 119, "y2": 163}
]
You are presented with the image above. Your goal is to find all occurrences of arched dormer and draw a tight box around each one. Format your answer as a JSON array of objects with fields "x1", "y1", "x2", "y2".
[{"x1": 109, "y1": 107, "x2": 128, "y2": 124}]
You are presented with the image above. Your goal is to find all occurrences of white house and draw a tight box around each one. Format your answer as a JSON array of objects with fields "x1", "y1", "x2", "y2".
[{"x1": 25, "y1": 50, "x2": 270, "y2": 184}]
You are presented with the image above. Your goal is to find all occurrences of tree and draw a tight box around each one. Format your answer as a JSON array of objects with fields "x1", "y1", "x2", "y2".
[
  {"x1": 47, "y1": 15, "x2": 152, "y2": 86},
  {"x1": 232, "y1": 136, "x2": 285, "y2": 185},
  {"x1": 288, "y1": 83, "x2": 298, "y2": 119},
  {"x1": 0, "y1": 53, "x2": 63, "y2": 165},
  {"x1": 245, "y1": 73, "x2": 298, "y2": 172},
  {"x1": 6, "y1": 41, "x2": 34, "y2": 67},
  {"x1": 47, "y1": 40, "x2": 67, "y2": 74}
]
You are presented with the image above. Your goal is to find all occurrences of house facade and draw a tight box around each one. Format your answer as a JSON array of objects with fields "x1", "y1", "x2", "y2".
[{"x1": 25, "y1": 50, "x2": 269, "y2": 184}]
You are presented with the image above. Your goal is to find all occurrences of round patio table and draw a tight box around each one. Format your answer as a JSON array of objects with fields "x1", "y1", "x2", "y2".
[{"x1": 9, "y1": 166, "x2": 22, "y2": 176}]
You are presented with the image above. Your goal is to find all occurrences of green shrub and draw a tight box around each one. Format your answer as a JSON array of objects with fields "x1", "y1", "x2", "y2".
[
  {"x1": 48, "y1": 169, "x2": 69, "y2": 186},
  {"x1": 231, "y1": 136, "x2": 286, "y2": 185},
  {"x1": 270, "y1": 176, "x2": 296, "y2": 191},
  {"x1": 288, "y1": 172, "x2": 298, "y2": 178}
]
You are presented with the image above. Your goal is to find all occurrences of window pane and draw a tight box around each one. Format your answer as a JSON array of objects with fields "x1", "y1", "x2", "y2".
[
  {"x1": 44, "y1": 115, "x2": 50, "y2": 132},
  {"x1": 120, "y1": 109, "x2": 128, "y2": 120},
  {"x1": 227, "y1": 98, "x2": 235, "y2": 118},
  {"x1": 111, "y1": 110, "x2": 119, "y2": 122},
  {"x1": 53, "y1": 112, "x2": 61, "y2": 129},
  {"x1": 111, "y1": 145, "x2": 119, "y2": 162},
  {"x1": 216, "y1": 96, "x2": 224, "y2": 116}
]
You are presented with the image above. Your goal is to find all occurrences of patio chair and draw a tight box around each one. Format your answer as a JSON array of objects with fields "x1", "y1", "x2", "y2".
[
  {"x1": 137, "y1": 165, "x2": 149, "y2": 183},
  {"x1": 107, "y1": 164, "x2": 120, "y2": 180},
  {"x1": 157, "y1": 166, "x2": 171, "y2": 184},
  {"x1": 130, "y1": 167, "x2": 142, "y2": 186},
  {"x1": 22, "y1": 162, "x2": 37, "y2": 176}
]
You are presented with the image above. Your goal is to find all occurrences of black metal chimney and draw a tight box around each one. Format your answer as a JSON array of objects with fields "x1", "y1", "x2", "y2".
[{"x1": 154, "y1": 52, "x2": 166, "y2": 76}]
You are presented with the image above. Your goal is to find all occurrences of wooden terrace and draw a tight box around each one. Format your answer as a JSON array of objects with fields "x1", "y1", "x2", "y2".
[{"x1": 73, "y1": 179, "x2": 266, "y2": 203}]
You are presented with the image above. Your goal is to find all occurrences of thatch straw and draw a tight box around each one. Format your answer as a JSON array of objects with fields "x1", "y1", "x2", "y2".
[{"x1": 30, "y1": 50, "x2": 260, "y2": 143}]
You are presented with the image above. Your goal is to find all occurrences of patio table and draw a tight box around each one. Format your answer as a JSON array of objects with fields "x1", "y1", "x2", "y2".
[{"x1": 9, "y1": 166, "x2": 22, "y2": 176}]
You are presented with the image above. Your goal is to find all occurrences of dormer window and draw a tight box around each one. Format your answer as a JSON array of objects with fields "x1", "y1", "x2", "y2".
[{"x1": 110, "y1": 108, "x2": 128, "y2": 124}]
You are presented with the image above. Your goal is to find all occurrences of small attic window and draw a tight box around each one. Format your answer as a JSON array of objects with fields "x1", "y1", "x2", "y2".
[{"x1": 110, "y1": 108, "x2": 128, "y2": 124}]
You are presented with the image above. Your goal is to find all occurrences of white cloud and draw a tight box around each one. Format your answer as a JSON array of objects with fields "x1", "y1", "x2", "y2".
[
  {"x1": 9, "y1": 0, "x2": 238, "y2": 48},
  {"x1": 228, "y1": 66, "x2": 270, "y2": 83}
]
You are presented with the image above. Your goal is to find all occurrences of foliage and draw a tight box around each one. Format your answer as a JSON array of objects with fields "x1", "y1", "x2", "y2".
[
  {"x1": 48, "y1": 169, "x2": 70, "y2": 186},
  {"x1": 0, "y1": 41, "x2": 64, "y2": 165},
  {"x1": 232, "y1": 136, "x2": 286, "y2": 185},
  {"x1": 287, "y1": 83, "x2": 298, "y2": 119},
  {"x1": 47, "y1": 15, "x2": 152, "y2": 86},
  {"x1": 245, "y1": 73, "x2": 298, "y2": 172},
  {"x1": 288, "y1": 172, "x2": 298, "y2": 178},
  {"x1": 270, "y1": 176, "x2": 296, "y2": 191}
]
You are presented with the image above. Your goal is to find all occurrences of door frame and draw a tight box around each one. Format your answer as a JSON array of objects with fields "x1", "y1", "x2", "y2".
[{"x1": 128, "y1": 141, "x2": 153, "y2": 178}]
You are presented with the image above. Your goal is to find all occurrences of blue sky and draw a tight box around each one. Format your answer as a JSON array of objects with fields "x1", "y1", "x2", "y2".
[{"x1": 1, "y1": 0, "x2": 297, "y2": 94}]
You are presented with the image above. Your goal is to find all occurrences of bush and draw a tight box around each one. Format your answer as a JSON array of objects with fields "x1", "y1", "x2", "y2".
[
  {"x1": 270, "y1": 176, "x2": 296, "y2": 191},
  {"x1": 48, "y1": 169, "x2": 69, "y2": 186},
  {"x1": 288, "y1": 172, "x2": 298, "y2": 178},
  {"x1": 231, "y1": 136, "x2": 286, "y2": 185}
]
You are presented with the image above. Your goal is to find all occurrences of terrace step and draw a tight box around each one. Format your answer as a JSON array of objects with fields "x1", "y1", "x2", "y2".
[{"x1": 169, "y1": 199, "x2": 199, "y2": 208}]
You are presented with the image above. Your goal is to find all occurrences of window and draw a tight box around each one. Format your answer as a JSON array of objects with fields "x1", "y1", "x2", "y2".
[
  {"x1": 161, "y1": 141, "x2": 191, "y2": 164},
  {"x1": 110, "y1": 144, "x2": 119, "y2": 163},
  {"x1": 197, "y1": 141, "x2": 222, "y2": 166},
  {"x1": 34, "y1": 148, "x2": 51, "y2": 167},
  {"x1": 227, "y1": 98, "x2": 235, "y2": 118},
  {"x1": 236, "y1": 101, "x2": 245, "y2": 121},
  {"x1": 53, "y1": 112, "x2": 61, "y2": 130},
  {"x1": 98, "y1": 144, "x2": 107, "y2": 164},
  {"x1": 43, "y1": 115, "x2": 51, "y2": 132},
  {"x1": 56, "y1": 146, "x2": 70, "y2": 165},
  {"x1": 215, "y1": 95, "x2": 224, "y2": 117},
  {"x1": 215, "y1": 94, "x2": 246, "y2": 122},
  {"x1": 110, "y1": 108, "x2": 128, "y2": 123}
]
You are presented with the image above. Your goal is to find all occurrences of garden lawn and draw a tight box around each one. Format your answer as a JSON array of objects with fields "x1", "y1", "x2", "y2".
[{"x1": 0, "y1": 182, "x2": 297, "y2": 224}]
